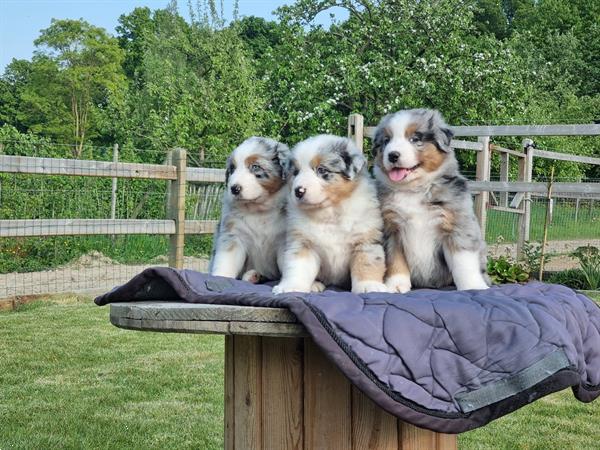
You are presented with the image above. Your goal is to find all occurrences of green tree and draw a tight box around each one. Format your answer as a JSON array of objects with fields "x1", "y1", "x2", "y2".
[
  {"x1": 264, "y1": 0, "x2": 532, "y2": 149},
  {"x1": 115, "y1": 5, "x2": 265, "y2": 162},
  {"x1": 33, "y1": 19, "x2": 126, "y2": 155},
  {"x1": 116, "y1": 7, "x2": 156, "y2": 82},
  {"x1": 1, "y1": 57, "x2": 72, "y2": 142}
]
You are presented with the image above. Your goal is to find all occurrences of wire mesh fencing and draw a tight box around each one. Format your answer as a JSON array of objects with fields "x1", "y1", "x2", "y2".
[
  {"x1": 0, "y1": 141, "x2": 226, "y2": 301},
  {"x1": 1, "y1": 135, "x2": 599, "y2": 301}
]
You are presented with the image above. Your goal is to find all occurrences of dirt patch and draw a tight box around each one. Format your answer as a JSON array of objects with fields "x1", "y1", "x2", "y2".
[
  {"x1": 68, "y1": 251, "x2": 116, "y2": 268},
  {"x1": 489, "y1": 239, "x2": 600, "y2": 271}
]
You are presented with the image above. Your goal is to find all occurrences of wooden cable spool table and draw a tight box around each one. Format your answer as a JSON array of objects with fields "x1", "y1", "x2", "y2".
[{"x1": 110, "y1": 302, "x2": 457, "y2": 450}]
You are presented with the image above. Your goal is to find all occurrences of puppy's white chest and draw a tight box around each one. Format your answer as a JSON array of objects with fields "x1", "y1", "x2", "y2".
[
  {"x1": 237, "y1": 210, "x2": 285, "y2": 276},
  {"x1": 391, "y1": 192, "x2": 441, "y2": 270}
]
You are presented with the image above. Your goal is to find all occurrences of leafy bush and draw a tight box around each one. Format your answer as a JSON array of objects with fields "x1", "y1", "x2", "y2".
[
  {"x1": 546, "y1": 269, "x2": 589, "y2": 290},
  {"x1": 487, "y1": 256, "x2": 530, "y2": 284},
  {"x1": 571, "y1": 246, "x2": 600, "y2": 290}
]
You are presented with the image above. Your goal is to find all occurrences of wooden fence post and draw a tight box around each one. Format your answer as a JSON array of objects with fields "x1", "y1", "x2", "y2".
[
  {"x1": 168, "y1": 148, "x2": 187, "y2": 269},
  {"x1": 165, "y1": 150, "x2": 173, "y2": 217},
  {"x1": 517, "y1": 139, "x2": 534, "y2": 256},
  {"x1": 474, "y1": 136, "x2": 491, "y2": 237},
  {"x1": 347, "y1": 114, "x2": 364, "y2": 153},
  {"x1": 110, "y1": 143, "x2": 119, "y2": 241},
  {"x1": 499, "y1": 151, "x2": 509, "y2": 207}
]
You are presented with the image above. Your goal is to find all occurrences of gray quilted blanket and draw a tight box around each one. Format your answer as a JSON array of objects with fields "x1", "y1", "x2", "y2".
[{"x1": 95, "y1": 268, "x2": 600, "y2": 433}]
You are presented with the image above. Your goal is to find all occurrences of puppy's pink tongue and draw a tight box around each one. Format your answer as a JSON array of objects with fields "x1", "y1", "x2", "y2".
[{"x1": 389, "y1": 168, "x2": 409, "y2": 182}]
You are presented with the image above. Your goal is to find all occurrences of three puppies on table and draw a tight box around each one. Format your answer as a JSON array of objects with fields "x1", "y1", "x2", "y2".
[
  {"x1": 211, "y1": 109, "x2": 490, "y2": 294},
  {"x1": 372, "y1": 109, "x2": 489, "y2": 291},
  {"x1": 272, "y1": 135, "x2": 387, "y2": 294},
  {"x1": 209, "y1": 137, "x2": 289, "y2": 283}
]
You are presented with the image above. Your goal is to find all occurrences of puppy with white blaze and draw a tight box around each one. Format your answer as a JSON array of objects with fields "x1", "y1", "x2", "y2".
[
  {"x1": 273, "y1": 135, "x2": 388, "y2": 295},
  {"x1": 210, "y1": 137, "x2": 289, "y2": 283},
  {"x1": 372, "y1": 109, "x2": 489, "y2": 291}
]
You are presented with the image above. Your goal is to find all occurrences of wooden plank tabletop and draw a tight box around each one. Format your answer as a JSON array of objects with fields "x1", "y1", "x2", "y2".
[{"x1": 109, "y1": 302, "x2": 307, "y2": 337}]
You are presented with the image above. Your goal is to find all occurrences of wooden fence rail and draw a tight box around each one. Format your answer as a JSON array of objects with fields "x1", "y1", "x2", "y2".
[
  {"x1": 0, "y1": 154, "x2": 177, "y2": 179},
  {"x1": 364, "y1": 123, "x2": 600, "y2": 138},
  {"x1": 0, "y1": 219, "x2": 175, "y2": 237},
  {"x1": 0, "y1": 154, "x2": 225, "y2": 182}
]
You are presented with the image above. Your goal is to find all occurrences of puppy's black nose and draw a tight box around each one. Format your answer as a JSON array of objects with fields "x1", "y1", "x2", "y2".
[
  {"x1": 388, "y1": 151, "x2": 400, "y2": 163},
  {"x1": 230, "y1": 184, "x2": 242, "y2": 196},
  {"x1": 294, "y1": 186, "x2": 306, "y2": 199}
]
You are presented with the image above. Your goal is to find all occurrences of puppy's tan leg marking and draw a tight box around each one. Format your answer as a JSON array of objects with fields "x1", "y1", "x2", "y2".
[
  {"x1": 384, "y1": 234, "x2": 412, "y2": 293},
  {"x1": 439, "y1": 207, "x2": 456, "y2": 233},
  {"x1": 351, "y1": 240, "x2": 387, "y2": 294}
]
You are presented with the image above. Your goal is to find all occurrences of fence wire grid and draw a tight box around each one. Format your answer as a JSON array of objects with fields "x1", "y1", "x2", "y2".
[{"x1": 0, "y1": 141, "x2": 225, "y2": 301}]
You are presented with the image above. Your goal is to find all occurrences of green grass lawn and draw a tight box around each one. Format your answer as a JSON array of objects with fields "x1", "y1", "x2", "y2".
[
  {"x1": 0, "y1": 298, "x2": 224, "y2": 449},
  {"x1": 1, "y1": 298, "x2": 599, "y2": 449}
]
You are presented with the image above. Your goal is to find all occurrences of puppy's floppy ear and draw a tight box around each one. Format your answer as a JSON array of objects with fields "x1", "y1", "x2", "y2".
[
  {"x1": 371, "y1": 114, "x2": 391, "y2": 157},
  {"x1": 344, "y1": 152, "x2": 366, "y2": 180},
  {"x1": 339, "y1": 140, "x2": 366, "y2": 180},
  {"x1": 427, "y1": 110, "x2": 454, "y2": 153},
  {"x1": 273, "y1": 142, "x2": 291, "y2": 179},
  {"x1": 225, "y1": 156, "x2": 234, "y2": 185}
]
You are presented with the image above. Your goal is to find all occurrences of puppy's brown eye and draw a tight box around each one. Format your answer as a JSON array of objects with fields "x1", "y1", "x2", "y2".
[
  {"x1": 383, "y1": 136, "x2": 390, "y2": 145},
  {"x1": 316, "y1": 166, "x2": 329, "y2": 176},
  {"x1": 293, "y1": 169, "x2": 299, "y2": 176},
  {"x1": 409, "y1": 135, "x2": 421, "y2": 144}
]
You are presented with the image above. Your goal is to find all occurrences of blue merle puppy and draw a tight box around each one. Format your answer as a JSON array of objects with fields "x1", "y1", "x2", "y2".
[
  {"x1": 372, "y1": 109, "x2": 489, "y2": 291},
  {"x1": 209, "y1": 137, "x2": 289, "y2": 283}
]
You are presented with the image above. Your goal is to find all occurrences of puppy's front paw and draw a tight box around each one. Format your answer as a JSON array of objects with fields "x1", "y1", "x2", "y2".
[
  {"x1": 242, "y1": 269, "x2": 261, "y2": 284},
  {"x1": 456, "y1": 279, "x2": 489, "y2": 291},
  {"x1": 272, "y1": 282, "x2": 309, "y2": 295},
  {"x1": 385, "y1": 274, "x2": 412, "y2": 293},
  {"x1": 352, "y1": 280, "x2": 388, "y2": 294},
  {"x1": 311, "y1": 281, "x2": 326, "y2": 293}
]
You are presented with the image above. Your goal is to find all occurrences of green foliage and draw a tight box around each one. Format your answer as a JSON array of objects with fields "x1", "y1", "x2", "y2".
[
  {"x1": 1, "y1": 20, "x2": 126, "y2": 154},
  {"x1": 547, "y1": 246, "x2": 600, "y2": 290},
  {"x1": 263, "y1": 0, "x2": 533, "y2": 153},
  {"x1": 113, "y1": 5, "x2": 265, "y2": 162},
  {"x1": 1, "y1": 1, "x2": 598, "y2": 172},
  {"x1": 487, "y1": 255, "x2": 530, "y2": 284},
  {"x1": 520, "y1": 240, "x2": 552, "y2": 276},
  {"x1": 571, "y1": 245, "x2": 600, "y2": 290},
  {"x1": 546, "y1": 268, "x2": 589, "y2": 290}
]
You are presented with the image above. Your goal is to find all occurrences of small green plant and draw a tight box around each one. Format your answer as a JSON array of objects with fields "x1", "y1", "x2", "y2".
[
  {"x1": 487, "y1": 255, "x2": 530, "y2": 284},
  {"x1": 520, "y1": 241, "x2": 552, "y2": 276},
  {"x1": 571, "y1": 245, "x2": 600, "y2": 290}
]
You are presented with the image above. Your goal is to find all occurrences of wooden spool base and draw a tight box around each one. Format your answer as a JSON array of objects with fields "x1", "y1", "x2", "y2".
[
  {"x1": 110, "y1": 302, "x2": 458, "y2": 450},
  {"x1": 225, "y1": 335, "x2": 456, "y2": 450}
]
